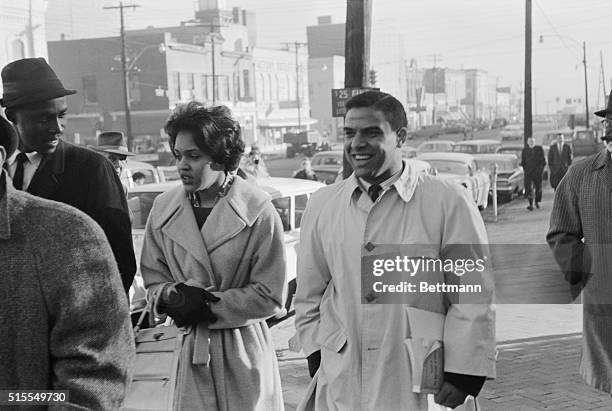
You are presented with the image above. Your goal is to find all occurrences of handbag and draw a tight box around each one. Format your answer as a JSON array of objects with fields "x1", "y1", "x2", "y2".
[{"x1": 122, "y1": 296, "x2": 190, "y2": 411}]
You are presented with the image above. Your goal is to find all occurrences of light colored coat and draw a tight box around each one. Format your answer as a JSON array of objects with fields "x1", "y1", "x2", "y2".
[
  {"x1": 295, "y1": 161, "x2": 496, "y2": 411},
  {"x1": 140, "y1": 176, "x2": 287, "y2": 410},
  {"x1": 547, "y1": 149, "x2": 612, "y2": 392}
]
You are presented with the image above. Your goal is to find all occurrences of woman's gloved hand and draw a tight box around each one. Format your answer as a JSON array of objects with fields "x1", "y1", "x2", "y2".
[{"x1": 158, "y1": 283, "x2": 220, "y2": 327}]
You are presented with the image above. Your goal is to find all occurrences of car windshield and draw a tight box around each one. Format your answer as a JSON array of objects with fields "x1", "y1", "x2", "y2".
[
  {"x1": 452, "y1": 144, "x2": 478, "y2": 154},
  {"x1": 475, "y1": 159, "x2": 517, "y2": 172},
  {"x1": 424, "y1": 160, "x2": 469, "y2": 175}
]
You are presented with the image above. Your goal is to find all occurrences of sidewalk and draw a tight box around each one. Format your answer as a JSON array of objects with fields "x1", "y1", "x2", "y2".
[{"x1": 272, "y1": 185, "x2": 602, "y2": 410}]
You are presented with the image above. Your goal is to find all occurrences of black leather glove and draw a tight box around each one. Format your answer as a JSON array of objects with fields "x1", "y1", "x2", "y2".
[
  {"x1": 158, "y1": 283, "x2": 220, "y2": 327},
  {"x1": 307, "y1": 350, "x2": 321, "y2": 378}
]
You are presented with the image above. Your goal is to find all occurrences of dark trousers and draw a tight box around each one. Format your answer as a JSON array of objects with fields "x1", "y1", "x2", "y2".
[{"x1": 524, "y1": 172, "x2": 542, "y2": 205}]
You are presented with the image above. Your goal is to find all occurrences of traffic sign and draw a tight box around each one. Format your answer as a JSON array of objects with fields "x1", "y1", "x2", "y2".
[{"x1": 331, "y1": 87, "x2": 379, "y2": 117}]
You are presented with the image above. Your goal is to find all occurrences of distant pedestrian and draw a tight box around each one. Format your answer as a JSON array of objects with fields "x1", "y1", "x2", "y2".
[
  {"x1": 0, "y1": 58, "x2": 136, "y2": 293},
  {"x1": 293, "y1": 158, "x2": 318, "y2": 181},
  {"x1": 89, "y1": 131, "x2": 135, "y2": 177},
  {"x1": 547, "y1": 133, "x2": 572, "y2": 190},
  {"x1": 241, "y1": 144, "x2": 270, "y2": 178},
  {"x1": 547, "y1": 91, "x2": 612, "y2": 394},
  {"x1": 0, "y1": 115, "x2": 135, "y2": 409},
  {"x1": 521, "y1": 137, "x2": 546, "y2": 210}
]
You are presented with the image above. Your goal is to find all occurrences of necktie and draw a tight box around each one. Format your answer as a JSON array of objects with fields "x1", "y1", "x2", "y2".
[
  {"x1": 12, "y1": 152, "x2": 28, "y2": 190},
  {"x1": 368, "y1": 184, "x2": 383, "y2": 202}
]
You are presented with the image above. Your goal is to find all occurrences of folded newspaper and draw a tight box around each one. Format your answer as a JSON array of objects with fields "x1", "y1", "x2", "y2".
[{"x1": 404, "y1": 307, "x2": 445, "y2": 394}]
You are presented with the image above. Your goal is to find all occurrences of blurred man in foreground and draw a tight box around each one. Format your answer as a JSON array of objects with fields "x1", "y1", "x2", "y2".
[
  {"x1": 547, "y1": 91, "x2": 612, "y2": 393},
  {"x1": 0, "y1": 115, "x2": 134, "y2": 408}
]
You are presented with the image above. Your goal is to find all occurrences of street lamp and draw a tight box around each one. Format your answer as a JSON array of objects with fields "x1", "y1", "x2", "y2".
[{"x1": 539, "y1": 34, "x2": 590, "y2": 129}]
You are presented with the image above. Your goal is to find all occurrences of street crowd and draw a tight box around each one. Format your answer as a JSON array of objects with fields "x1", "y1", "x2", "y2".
[{"x1": 1, "y1": 57, "x2": 612, "y2": 411}]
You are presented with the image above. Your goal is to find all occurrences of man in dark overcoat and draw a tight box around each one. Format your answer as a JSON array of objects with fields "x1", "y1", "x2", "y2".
[
  {"x1": 0, "y1": 115, "x2": 135, "y2": 408},
  {"x1": 520, "y1": 137, "x2": 546, "y2": 210},
  {"x1": 547, "y1": 133, "x2": 572, "y2": 190},
  {"x1": 0, "y1": 58, "x2": 136, "y2": 292},
  {"x1": 547, "y1": 91, "x2": 612, "y2": 393}
]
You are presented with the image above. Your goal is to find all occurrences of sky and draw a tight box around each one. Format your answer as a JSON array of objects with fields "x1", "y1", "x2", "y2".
[{"x1": 66, "y1": 0, "x2": 612, "y2": 115}]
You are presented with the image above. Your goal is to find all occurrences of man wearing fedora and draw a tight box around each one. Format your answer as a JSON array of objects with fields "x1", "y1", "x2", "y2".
[
  {"x1": 0, "y1": 57, "x2": 136, "y2": 294},
  {"x1": 90, "y1": 131, "x2": 135, "y2": 177},
  {"x1": 547, "y1": 91, "x2": 612, "y2": 393}
]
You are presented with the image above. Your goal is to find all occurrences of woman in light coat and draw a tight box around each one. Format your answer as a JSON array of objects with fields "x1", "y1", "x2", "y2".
[{"x1": 140, "y1": 102, "x2": 287, "y2": 410}]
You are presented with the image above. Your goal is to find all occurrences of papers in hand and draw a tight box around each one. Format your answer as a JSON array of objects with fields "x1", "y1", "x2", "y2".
[{"x1": 404, "y1": 307, "x2": 445, "y2": 394}]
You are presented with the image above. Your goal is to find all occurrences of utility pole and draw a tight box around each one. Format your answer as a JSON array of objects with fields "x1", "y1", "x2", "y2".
[
  {"x1": 343, "y1": 0, "x2": 373, "y2": 178},
  {"x1": 582, "y1": 41, "x2": 590, "y2": 129},
  {"x1": 104, "y1": 2, "x2": 140, "y2": 150},
  {"x1": 27, "y1": 0, "x2": 35, "y2": 56},
  {"x1": 601, "y1": 51, "x2": 607, "y2": 103},
  {"x1": 524, "y1": 0, "x2": 533, "y2": 146},
  {"x1": 282, "y1": 41, "x2": 308, "y2": 132}
]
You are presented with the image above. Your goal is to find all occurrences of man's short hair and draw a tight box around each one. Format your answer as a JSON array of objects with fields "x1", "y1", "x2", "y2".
[
  {"x1": 132, "y1": 172, "x2": 146, "y2": 182},
  {"x1": 0, "y1": 115, "x2": 18, "y2": 157},
  {"x1": 345, "y1": 91, "x2": 407, "y2": 130}
]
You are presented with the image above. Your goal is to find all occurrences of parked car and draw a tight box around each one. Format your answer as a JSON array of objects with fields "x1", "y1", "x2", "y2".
[
  {"x1": 500, "y1": 124, "x2": 523, "y2": 143},
  {"x1": 444, "y1": 121, "x2": 469, "y2": 134},
  {"x1": 452, "y1": 139, "x2": 502, "y2": 154},
  {"x1": 120, "y1": 160, "x2": 161, "y2": 189},
  {"x1": 407, "y1": 124, "x2": 444, "y2": 139},
  {"x1": 127, "y1": 177, "x2": 326, "y2": 321},
  {"x1": 572, "y1": 128, "x2": 603, "y2": 157},
  {"x1": 401, "y1": 145, "x2": 418, "y2": 158},
  {"x1": 416, "y1": 140, "x2": 455, "y2": 155},
  {"x1": 474, "y1": 154, "x2": 524, "y2": 202},
  {"x1": 311, "y1": 150, "x2": 344, "y2": 184},
  {"x1": 156, "y1": 165, "x2": 180, "y2": 182},
  {"x1": 496, "y1": 144, "x2": 550, "y2": 181},
  {"x1": 417, "y1": 152, "x2": 490, "y2": 210},
  {"x1": 284, "y1": 130, "x2": 329, "y2": 158}
]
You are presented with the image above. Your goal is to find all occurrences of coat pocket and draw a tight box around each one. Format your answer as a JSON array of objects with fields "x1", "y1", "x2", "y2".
[{"x1": 315, "y1": 317, "x2": 347, "y2": 353}]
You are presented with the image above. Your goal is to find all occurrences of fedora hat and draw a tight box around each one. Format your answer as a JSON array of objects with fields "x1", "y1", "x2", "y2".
[
  {"x1": 595, "y1": 90, "x2": 612, "y2": 118},
  {"x1": 0, "y1": 58, "x2": 76, "y2": 109},
  {"x1": 89, "y1": 131, "x2": 135, "y2": 156}
]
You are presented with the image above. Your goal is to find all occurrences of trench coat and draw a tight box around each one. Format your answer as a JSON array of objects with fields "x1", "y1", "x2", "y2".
[
  {"x1": 0, "y1": 171, "x2": 134, "y2": 409},
  {"x1": 547, "y1": 149, "x2": 612, "y2": 392},
  {"x1": 140, "y1": 176, "x2": 287, "y2": 410},
  {"x1": 23, "y1": 140, "x2": 136, "y2": 292},
  {"x1": 295, "y1": 160, "x2": 496, "y2": 411}
]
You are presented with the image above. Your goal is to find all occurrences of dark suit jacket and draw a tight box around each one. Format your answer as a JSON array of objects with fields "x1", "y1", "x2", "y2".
[
  {"x1": 26, "y1": 140, "x2": 136, "y2": 292},
  {"x1": 521, "y1": 145, "x2": 546, "y2": 175},
  {"x1": 548, "y1": 143, "x2": 572, "y2": 173}
]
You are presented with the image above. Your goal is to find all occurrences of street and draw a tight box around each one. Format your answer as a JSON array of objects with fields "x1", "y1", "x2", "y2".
[{"x1": 270, "y1": 180, "x2": 603, "y2": 410}]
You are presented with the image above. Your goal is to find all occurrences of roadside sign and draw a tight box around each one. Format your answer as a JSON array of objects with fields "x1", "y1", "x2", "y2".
[{"x1": 331, "y1": 87, "x2": 379, "y2": 117}]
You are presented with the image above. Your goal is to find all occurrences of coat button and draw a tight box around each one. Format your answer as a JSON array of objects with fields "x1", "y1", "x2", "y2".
[
  {"x1": 365, "y1": 291, "x2": 377, "y2": 302},
  {"x1": 365, "y1": 242, "x2": 375, "y2": 252}
]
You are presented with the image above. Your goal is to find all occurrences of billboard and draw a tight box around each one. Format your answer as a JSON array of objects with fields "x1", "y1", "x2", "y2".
[{"x1": 423, "y1": 68, "x2": 445, "y2": 94}]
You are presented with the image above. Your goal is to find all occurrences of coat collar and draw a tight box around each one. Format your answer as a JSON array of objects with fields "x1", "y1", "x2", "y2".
[
  {"x1": 344, "y1": 159, "x2": 422, "y2": 207},
  {"x1": 591, "y1": 149, "x2": 611, "y2": 171},
  {"x1": 154, "y1": 177, "x2": 270, "y2": 283},
  {"x1": 26, "y1": 139, "x2": 66, "y2": 197}
]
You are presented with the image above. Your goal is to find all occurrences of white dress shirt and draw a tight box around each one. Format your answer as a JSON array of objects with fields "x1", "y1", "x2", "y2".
[{"x1": 6, "y1": 150, "x2": 43, "y2": 191}]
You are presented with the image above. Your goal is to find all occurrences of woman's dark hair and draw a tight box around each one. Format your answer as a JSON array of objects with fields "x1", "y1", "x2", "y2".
[
  {"x1": 0, "y1": 115, "x2": 18, "y2": 158},
  {"x1": 164, "y1": 102, "x2": 245, "y2": 171}
]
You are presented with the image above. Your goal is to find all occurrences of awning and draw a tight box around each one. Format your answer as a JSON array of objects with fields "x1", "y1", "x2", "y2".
[{"x1": 258, "y1": 117, "x2": 318, "y2": 128}]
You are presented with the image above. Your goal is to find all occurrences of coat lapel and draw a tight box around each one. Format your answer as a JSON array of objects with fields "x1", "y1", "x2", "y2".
[
  {"x1": 27, "y1": 140, "x2": 65, "y2": 198},
  {"x1": 202, "y1": 177, "x2": 267, "y2": 252},
  {"x1": 160, "y1": 189, "x2": 218, "y2": 288},
  {"x1": 590, "y1": 150, "x2": 612, "y2": 193}
]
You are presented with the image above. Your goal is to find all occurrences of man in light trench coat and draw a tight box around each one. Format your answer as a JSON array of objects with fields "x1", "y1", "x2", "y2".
[
  {"x1": 547, "y1": 91, "x2": 612, "y2": 393},
  {"x1": 294, "y1": 91, "x2": 496, "y2": 410}
]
